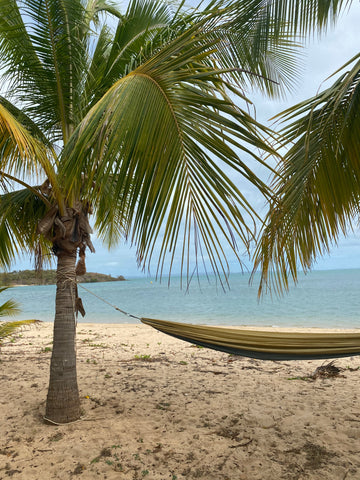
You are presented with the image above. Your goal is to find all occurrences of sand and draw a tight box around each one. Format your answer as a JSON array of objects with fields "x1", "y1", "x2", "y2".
[{"x1": 1, "y1": 322, "x2": 359, "y2": 480}]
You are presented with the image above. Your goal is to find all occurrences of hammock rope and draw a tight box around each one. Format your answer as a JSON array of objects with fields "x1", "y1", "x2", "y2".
[
  {"x1": 78, "y1": 282, "x2": 141, "y2": 321},
  {"x1": 77, "y1": 283, "x2": 360, "y2": 361}
]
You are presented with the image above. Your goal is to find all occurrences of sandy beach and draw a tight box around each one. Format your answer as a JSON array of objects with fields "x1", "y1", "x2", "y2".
[{"x1": 1, "y1": 322, "x2": 360, "y2": 479}]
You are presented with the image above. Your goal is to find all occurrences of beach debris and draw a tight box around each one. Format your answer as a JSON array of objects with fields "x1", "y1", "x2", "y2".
[
  {"x1": 73, "y1": 463, "x2": 86, "y2": 475},
  {"x1": 310, "y1": 361, "x2": 343, "y2": 380}
]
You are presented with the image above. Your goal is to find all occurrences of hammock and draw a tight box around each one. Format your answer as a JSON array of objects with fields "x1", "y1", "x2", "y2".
[
  {"x1": 76, "y1": 283, "x2": 360, "y2": 361},
  {"x1": 141, "y1": 317, "x2": 360, "y2": 360}
]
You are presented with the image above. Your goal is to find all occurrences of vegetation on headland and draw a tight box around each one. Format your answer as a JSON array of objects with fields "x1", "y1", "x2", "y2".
[{"x1": 0, "y1": 270, "x2": 125, "y2": 286}]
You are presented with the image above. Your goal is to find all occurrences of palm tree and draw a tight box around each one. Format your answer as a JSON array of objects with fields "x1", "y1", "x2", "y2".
[
  {"x1": 254, "y1": 52, "x2": 360, "y2": 295},
  {"x1": 0, "y1": 0, "x2": 350, "y2": 424}
]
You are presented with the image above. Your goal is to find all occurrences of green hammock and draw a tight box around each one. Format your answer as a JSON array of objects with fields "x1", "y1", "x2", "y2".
[{"x1": 141, "y1": 317, "x2": 360, "y2": 360}]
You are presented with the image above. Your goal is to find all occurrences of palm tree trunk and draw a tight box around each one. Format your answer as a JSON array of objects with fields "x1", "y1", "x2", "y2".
[{"x1": 45, "y1": 250, "x2": 81, "y2": 424}]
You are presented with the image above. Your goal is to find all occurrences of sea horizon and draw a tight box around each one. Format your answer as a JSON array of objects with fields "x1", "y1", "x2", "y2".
[{"x1": 3, "y1": 268, "x2": 360, "y2": 329}]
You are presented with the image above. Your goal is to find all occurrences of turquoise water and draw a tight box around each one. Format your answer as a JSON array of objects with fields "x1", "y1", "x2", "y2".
[{"x1": 4, "y1": 269, "x2": 360, "y2": 328}]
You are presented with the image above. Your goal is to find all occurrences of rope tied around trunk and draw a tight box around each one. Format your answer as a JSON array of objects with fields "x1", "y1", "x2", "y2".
[
  {"x1": 56, "y1": 265, "x2": 76, "y2": 287},
  {"x1": 56, "y1": 261, "x2": 86, "y2": 318}
]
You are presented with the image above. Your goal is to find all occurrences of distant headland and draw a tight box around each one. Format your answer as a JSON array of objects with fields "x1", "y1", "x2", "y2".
[{"x1": 0, "y1": 270, "x2": 125, "y2": 286}]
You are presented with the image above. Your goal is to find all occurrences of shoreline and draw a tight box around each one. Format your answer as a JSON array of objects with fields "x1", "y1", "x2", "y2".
[
  {"x1": 9, "y1": 316, "x2": 360, "y2": 331},
  {"x1": 1, "y1": 321, "x2": 360, "y2": 479},
  {"x1": 46, "y1": 320, "x2": 360, "y2": 333}
]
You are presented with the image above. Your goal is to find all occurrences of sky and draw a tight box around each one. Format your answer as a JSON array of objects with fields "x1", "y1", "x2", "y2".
[{"x1": 12, "y1": 2, "x2": 360, "y2": 278}]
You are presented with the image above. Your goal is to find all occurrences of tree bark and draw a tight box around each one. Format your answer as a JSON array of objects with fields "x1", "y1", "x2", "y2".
[{"x1": 45, "y1": 250, "x2": 81, "y2": 424}]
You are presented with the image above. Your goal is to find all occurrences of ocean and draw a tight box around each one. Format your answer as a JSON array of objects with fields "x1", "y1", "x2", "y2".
[{"x1": 4, "y1": 268, "x2": 360, "y2": 329}]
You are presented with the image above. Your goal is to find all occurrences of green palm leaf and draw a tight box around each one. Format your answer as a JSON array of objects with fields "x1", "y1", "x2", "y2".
[
  {"x1": 0, "y1": 189, "x2": 52, "y2": 268},
  {"x1": 0, "y1": 286, "x2": 40, "y2": 345},
  {"x1": 190, "y1": 0, "x2": 352, "y2": 97},
  {"x1": 61, "y1": 22, "x2": 278, "y2": 280},
  {"x1": 0, "y1": 102, "x2": 58, "y2": 198},
  {"x1": 0, "y1": 299, "x2": 20, "y2": 317},
  {"x1": 225, "y1": 0, "x2": 351, "y2": 37},
  {"x1": 0, "y1": 0, "x2": 88, "y2": 141},
  {"x1": 0, "y1": 286, "x2": 20, "y2": 317},
  {"x1": 254, "y1": 53, "x2": 360, "y2": 295},
  {"x1": 104, "y1": 0, "x2": 173, "y2": 80}
]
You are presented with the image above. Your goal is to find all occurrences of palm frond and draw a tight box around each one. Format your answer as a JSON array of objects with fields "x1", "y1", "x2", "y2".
[
  {"x1": 0, "y1": 0, "x2": 43, "y2": 89},
  {"x1": 0, "y1": 0, "x2": 89, "y2": 142},
  {"x1": 190, "y1": 1, "x2": 300, "y2": 97},
  {"x1": 183, "y1": 0, "x2": 352, "y2": 98},
  {"x1": 92, "y1": 174, "x2": 129, "y2": 248},
  {"x1": 218, "y1": 0, "x2": 351, "y2": 37},
  {"x1": 0, "y1": 284, "x2": 40, "y2": 344},
  {"x1": 0, "y1": 298, "x2": 21, "y2": 317},
  {"x1": 254, "y1": 53, "x2": 360, "y2": 295},
  {"x1": 0, "y1": 286, "x2": 20, "y2": 317},
  {"x1": 104, "y1": 0, "x2": 174, "y2": 81},
  {"x1": 81, "y1": 24, "x2": 114, "y2": 110},
  {"x1": 61, "y1": 23, "x2": 278, "y2": 281},
  {"x1": 84, "y1": 0, "x2": 124, "y2": 24},
  {"x1": 0, "y1": 189, "x2": 52, "y2": 268},
  {"x1": 0, "y1": 96, "x2": 51, "y2": 146},
  {"x1": 0, "y1": 102, "x2": 56, "y2": 187}
]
